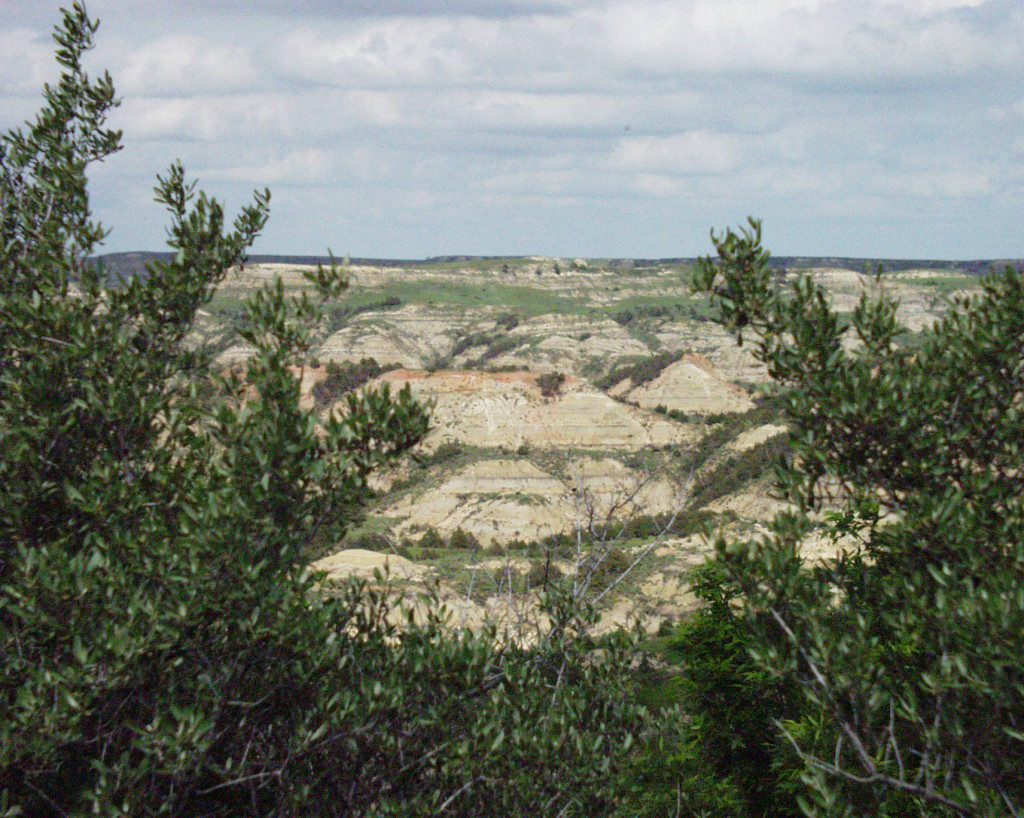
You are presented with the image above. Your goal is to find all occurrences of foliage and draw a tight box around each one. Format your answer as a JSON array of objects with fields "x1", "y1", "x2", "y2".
[
  {"x1": 674, "y1": 391, "x2": 787, "y2": 477},
  {"x1": 346, "y1": 531, "x2": 394, "y2": 552},
  {"x1": 311, "y1": 357, "x2": 396, "y2": 406},
  {"x1": 495, "y1": 311, "x2": 520, "y2": 331},
  {"x1": 326, "y1": 294, "x2": 402, "y2": 326},
  {"x1": 448, "y1": 527, "x2": 481, "y2": 550},
  {"x1": 444, "y1": 328, "x2": 520, "y2": 368},
  {"x1": 692, "y1": 218, "x2": 1024, "y2": 815},
  {"x1": 600, "y1": 350, "x2": 681, "y2": 390},
  {"x1": 449, "y1": 329, "x2": 492, "y2": 358},
  {"x1": 537, "y1": 370, "x2": 567, "y2": 398},
  {"x1": 422, "y1": 440, "x2": 463, "y2": 466},
  {"x1": 0, "y1": 8, "x2": 670, "y2": 815},
  {"x1": 470, "y1": 334, "x2": 519, "y2": 365},
  {"x1": 613, "y1": 304, "x2": 672, "y2": 325},
  {"x1": 580, "y1": 547, "x2": 632, "y2": 593},
  {"x1": 664, "y1": 564, "x2": 804, "y2": 816},
  {"x1": 526, "y1": 558, "x2": 564, "y2": 590},
  {"x1": 417, "y1": 527, "x2": 447, "y2": 550},
  {"x1": 685, "y1": 434, "x2": 789, "y2": 512}
]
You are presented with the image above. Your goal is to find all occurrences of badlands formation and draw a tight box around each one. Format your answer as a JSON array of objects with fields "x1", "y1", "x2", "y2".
[{"x1": 201, "y1": 257, "x2": 979, "y2": 633}]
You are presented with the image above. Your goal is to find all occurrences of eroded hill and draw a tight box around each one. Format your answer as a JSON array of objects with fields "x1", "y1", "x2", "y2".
[{"x1": 193, "y1": 256, "x2": 982, "y2": 636}]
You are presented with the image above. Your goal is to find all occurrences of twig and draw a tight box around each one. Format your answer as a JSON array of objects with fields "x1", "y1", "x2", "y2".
[{"x1": 438, "y1": 775, "x2": 485, "y2": 812}]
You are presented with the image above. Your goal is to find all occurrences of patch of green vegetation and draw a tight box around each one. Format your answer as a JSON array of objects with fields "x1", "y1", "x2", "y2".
[
  {"x1": 685, "y1": 435, "x2": 788, "y2": 511},
  {"x1": 448, "y1": 330, "x2": 492, "y2": 358},
  {"x1": 323, "y1": 294, "x2": 402, "y2": 330},
  {"x1": 468, "y1": 334, "x2": 520, "y2": 366},
  {"x1": 655, "y1": 406, "x2": 733, "y2": 425},
  {"x1": 207, "y1": 292, "x2": 250, "y2": 312},
  {"x1": 340, "y1": 514, "x2": 403, "y2": 547},
  {"x1": 599, "y1": 350, "x2": 681, "y2": 390},
  {"x1": 335, "y1": 279, "x2": 585, "y2": 317},
  {"x1": 412, "y1": 257, "x2": 530, "y2": 273},
  {"x1": 899, "y1": 274, "x2": 978, "y2": 293},
  {"x1": 894, "y1": 329, "x2": 930, "y2": 350},
  {"x1": 421, "y1": 440, "x2": 463, "y2": 467},
  {"x1": 508, "y1": 510, "x2": 736, "y2": 556},
  {"x1": 602, "y1": 294, "x2": 702, "y2": 324},
  {"x1": 537, "y1": 370, "x2": 566, "y2": 397},
  {"x1": 675, "y1": 391, "x2": 788, "y2": 478},
  {"x1": 495, "y1": 312, "x2": 520, "y2": 330},
  {"x1": 312, "y1": 358, "x2": 397, "y2": 406}
]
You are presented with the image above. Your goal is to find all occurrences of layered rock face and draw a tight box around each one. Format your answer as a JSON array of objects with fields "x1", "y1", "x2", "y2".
[
  {"x1": 193, "y1": 257, "x2": 978, "y2": 634},
  {"x1": 373, "y1": 370, "x2": 699, "y2": 451}
]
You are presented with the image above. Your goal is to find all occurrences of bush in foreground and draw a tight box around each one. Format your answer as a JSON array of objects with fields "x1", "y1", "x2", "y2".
[
  {"x1": 0, "y1": 7, "x2": 672, "y2": 815},
  {"x1": 690, "y1": 219, "x2": 1024, "y2": 815}
]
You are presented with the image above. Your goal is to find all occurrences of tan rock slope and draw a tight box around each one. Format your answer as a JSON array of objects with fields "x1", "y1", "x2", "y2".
[
  {"x1": 194, "y1": 257, "x2": 981, "y2": 633},
  {"x1": 311, "y1": 549, "x2": 432, "y2": 582},
  {"x1": 373, "y1": 370, "x2": 699, "y2": 450},
  {"x1": 319, "y1": 306, "x2": 476, "y2": 369},
  {"x1": 385, "y1": 456, "x2": 684, "y2": 544},
  {"x1": 614, "y1": 354, "x2": 754, "y2": 415},
  {"x1": 387, "y1": 459, "x2": 574, "y2": 544}
]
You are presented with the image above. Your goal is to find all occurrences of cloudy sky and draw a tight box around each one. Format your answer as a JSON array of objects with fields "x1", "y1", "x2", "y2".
[{"x1": 3, "y1": 0, "x2": 1023, "y2": 258}]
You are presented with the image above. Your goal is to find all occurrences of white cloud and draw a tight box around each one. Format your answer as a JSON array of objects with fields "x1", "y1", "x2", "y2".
[
  {"x1": 0, "y1": 29, "x2": 56, "y2": 95},
  {"x1": 877, "y1": 168, "x2": 993, "y2": 197},
  {"x1": 481, "y1": 168, "x2": 586, "y2": 195},
  {"x1": 110, "y1": 36, "x2": 257, "y2": 96},
  {"x1": 118, "y1": 95, "x2": 282, "y2": 141},
  {"x1": 3, "y1": 0, "x2": 1022, "y2": 257},
  {"x1": 201, "y1": 149, "x2": 334, "y2": 184},
  {"x1": 613, "y1": 131, "x2": 742, "y2": 174},
  {"x1": 600, "y1": 0, "x2": 1023, "y2": 79},
  {"x1": 276, "y1": 19, "x2": 486, "y2": 88},
  {"x1": 630, "y1": 173, "x2": 683, "y2": 196}
]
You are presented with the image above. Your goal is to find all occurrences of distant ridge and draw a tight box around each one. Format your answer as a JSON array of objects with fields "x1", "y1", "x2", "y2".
[{"x1": 90, "y1": 251, "x2": 1021, "y2": 285}]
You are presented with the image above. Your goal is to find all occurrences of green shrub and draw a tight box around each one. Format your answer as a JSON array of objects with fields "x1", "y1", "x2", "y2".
[
  {"x1": 674, "y1": 391, "x2": 788, "y2": 476},
  {"x1": 599, "y1": 351, "x2": 680, "y2": 390},
  {"x1": 537, "y1": 370, "x2": 567, "y2": 397},
  {"x1": 327, "y1": 294, "x2": 402, "y2": 324},
  {"x1": 526, "y1": 558, "x2": 565, "y2": 590},
  {"x1": 448, "y1": 527, "x2": 481, "y2": 550},
  {"x1": 450, "y1": 330, "x2": 492, "y2": 358},
  {"x1": 691, "y1": 218, "x2": 1024, "y2": 813},
  {"x1": 686, "y1": 434, "x2": 788, "y2": 511},
  {"x1": 312, "y1": 357, "x2": 395, "y2": 406},
  {"x1": 478, "y1": 334, "x2": 519, "y2": 362},
  {"x1": 580, "y1": 547, "x2": 632, "y2": 593},
  {"x1": 657, "y1": 563, "x2": 803, "y2": 816},
  {"x1": 613, "y1": 304, "x2": 673, "y2": 326},
  {"x1": 346, "y1": 531, "x2": 394, "y2": 551},
  {"x1": 417, "y1": 527, "x2": 446, "y2": 549},
  {"x1": 496, "y1": 312, "x2": 520, "y2": 331},
  {"x1": 450, "y1": 331, "x2": 521, "y2": 368},
  {"x1": 422, "y1": 440, "x2": 463, "y2": 467},
  {"x1": 0, "y1": 12, "x2": 670, "y2": 814}
]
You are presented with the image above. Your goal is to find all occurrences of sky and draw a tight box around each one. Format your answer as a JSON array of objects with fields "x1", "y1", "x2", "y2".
[{"x1": 2, "y1": 0, "x2": 1023, "y2": 259}]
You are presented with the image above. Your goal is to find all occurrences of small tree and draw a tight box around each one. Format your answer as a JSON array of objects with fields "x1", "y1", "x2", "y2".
[
  {"x1": 692, "y1": 219, "x2": 1024, "y2": 815},
  {"x1": 449, "y1": 527, "x2": 481, "y2": 550},
  {"x1": 538, "y1": 370, "x2": 567, "y2": 398}
]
